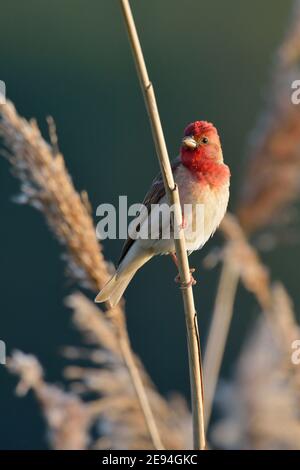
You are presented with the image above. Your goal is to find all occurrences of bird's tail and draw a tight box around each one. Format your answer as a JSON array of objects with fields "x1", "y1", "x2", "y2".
[
  {"x1": 95, "y1": 247, "x2": 153, "y2": 307},
  {"x1": 95, "y1": 270, "x2": 135, "y2": 307}
]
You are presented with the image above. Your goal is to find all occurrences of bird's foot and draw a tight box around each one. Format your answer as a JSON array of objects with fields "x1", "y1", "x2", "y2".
[{"x1": 175, "y1": 268, "x2": 197, "y2": 289}]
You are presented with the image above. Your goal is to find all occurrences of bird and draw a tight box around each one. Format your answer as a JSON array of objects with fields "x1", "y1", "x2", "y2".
[{"x1": 95, "y1": 120, "x2": 230, "y2": 307}]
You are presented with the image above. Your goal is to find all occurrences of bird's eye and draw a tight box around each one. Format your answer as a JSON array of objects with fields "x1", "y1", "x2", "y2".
[{"x1": 201, "y1": 137, "x2": 209, "y2": 144}]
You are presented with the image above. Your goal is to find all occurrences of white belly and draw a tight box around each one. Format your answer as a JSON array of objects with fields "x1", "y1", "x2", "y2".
[{"x1": 137, "y1": 165, "x2": 229, "y2": 255}]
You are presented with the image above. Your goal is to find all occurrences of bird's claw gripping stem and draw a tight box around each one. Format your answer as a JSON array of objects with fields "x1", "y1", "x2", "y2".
[{"x1": 175, "y1": 268, "x2": 197, "y2": 289}]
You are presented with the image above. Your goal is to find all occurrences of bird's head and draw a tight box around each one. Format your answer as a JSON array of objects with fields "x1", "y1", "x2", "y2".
[{"x1": 180, "y1": 121, "x2": 223, "y2": 170}]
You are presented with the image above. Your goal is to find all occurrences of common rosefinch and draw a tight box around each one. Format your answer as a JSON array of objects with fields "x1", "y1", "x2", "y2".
[{"x1": 96, "y1": 121, "x2": 230, "y2": 306}]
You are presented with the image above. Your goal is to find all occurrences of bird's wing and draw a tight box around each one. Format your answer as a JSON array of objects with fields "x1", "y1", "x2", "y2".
[{"x1": 118, "y1": 157, "x2": 181, "y2": 266}]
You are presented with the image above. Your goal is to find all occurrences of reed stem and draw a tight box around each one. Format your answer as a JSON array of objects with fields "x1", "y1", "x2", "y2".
[
  {"x1": 203, "y1": 260, "x2": 239, "y2": 428},
  {"x1": 120, "y1": 0, "x2": 206, "y2": 449}
]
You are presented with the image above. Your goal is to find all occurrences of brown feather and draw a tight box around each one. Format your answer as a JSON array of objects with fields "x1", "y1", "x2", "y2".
[{"x1": 118, "y1": 157, "x2": 181, "y2": 266}]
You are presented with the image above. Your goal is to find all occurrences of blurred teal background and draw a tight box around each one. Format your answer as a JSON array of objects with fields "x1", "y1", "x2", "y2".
[{"x1": 0, "y1": 0, "x2": 297, "y2": 448}]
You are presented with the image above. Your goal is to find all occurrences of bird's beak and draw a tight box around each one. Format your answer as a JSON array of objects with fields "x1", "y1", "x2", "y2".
[{"x1": 182, "y1": 136, "x2": 197, "y2": 149}]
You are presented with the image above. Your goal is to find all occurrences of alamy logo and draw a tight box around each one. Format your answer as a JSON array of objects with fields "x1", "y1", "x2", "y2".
[
  {"x1": 0, "y1": 340, "x2": 6, "y2": 365},
  {"x1": 95, "y1": 196, "x2": 205, "y2": 242},
  {"x1": 291, "y1": 339, "x2": 300, "y2": 365}
]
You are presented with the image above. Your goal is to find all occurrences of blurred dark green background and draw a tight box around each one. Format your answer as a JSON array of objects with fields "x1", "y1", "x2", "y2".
[{"x1": 0, "y1": 0, "x2": 297, "y2": 449}]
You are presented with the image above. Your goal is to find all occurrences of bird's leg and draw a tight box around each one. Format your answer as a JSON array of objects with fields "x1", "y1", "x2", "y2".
[
  {"x1": 170, "y1": 253, "x2": 197, "y2": 288},
  {"x1": 178, "y1": 212, "x2": 187, "y2": 230}
]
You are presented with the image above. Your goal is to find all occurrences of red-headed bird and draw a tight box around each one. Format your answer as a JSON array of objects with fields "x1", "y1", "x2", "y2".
[{"x1": 95, "y1": 121, "x2": 230, "y2": 306}]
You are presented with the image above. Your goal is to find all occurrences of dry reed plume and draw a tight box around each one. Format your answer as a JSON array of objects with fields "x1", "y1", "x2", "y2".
[
  {"x1": 0, "y1": 103, "x2": 106, "y2": 291},
  {"x1": 204, "y1": 0, "x2": 300, "y2": 427},
  {"x1": 237, "y1": 0, "x2": 300, "y2": 234},
  {"x1": 211, "y1": 284, "x2": 300, "y2": 450},
  {"x1": 0, "y1": 99, "x2": 165, "y2": 449},
  {"x1": 8, "y1": 350, "x2": 93, "y2": 450}
]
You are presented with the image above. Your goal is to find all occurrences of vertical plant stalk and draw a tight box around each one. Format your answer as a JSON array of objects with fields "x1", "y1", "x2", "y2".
[
  {"x1": 120, "y1": 0, "x2": 206, "y2": 450},
  {"x1": 111, "y1": 313, "x2": 165, "y2": 450},
  {"x1": 203, "y1": 213, "x2": 271, "y2": 429},
  {"x1": 203, "y1": 259, "x2": 239, "y2": 428}
]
